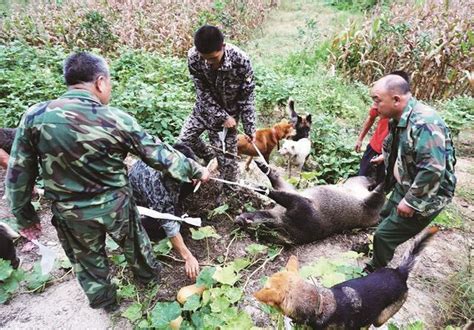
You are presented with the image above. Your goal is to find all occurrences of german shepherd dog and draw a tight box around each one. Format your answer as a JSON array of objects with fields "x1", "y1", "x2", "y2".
[
  {"x1": 288, "y1": 99, "x2": 311, "y2": 141},
  {"x1": 254, "y1": 227, "x2": 439, "y2": 329}
]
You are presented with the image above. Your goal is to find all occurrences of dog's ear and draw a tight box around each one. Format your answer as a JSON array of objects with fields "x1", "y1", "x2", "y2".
[
  {"x1": 305, "y1": 114, "x2": 312, "y2": 124},
  {"x1": 280, "y1": 118, "x2": 289, "y2": 124},
  {"x1": 287, "y1": 98, "x2": 298, "y2": 122},
  {"x1": 254, "y1": 287, "x2": 283, "y2": 306},
  {"x1": 286, "y1": 255, "x2": 299, "y2": 272}
]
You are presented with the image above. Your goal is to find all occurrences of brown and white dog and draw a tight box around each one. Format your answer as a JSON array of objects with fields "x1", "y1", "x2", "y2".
[
  {"x1": 254, "y1": 227, "x2": 439, "y2": 329},
  {"x1": 237, "y1": 119, "x2": 295, "y2": 170}
]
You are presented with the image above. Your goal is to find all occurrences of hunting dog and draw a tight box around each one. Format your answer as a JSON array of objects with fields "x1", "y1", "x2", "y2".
[
  {"x1": 254, "y1": 227, "x2": 438, "y2": 329},
  {"x1": 236, "y1": 161, "x2": 385, "y2": 245},
  {"x1": 288, "y1": 99, "x2": 312, "y2": 141},
  {"x1": 279, "y1": 137, "x2": 312, "y2": 176},
  {"x1": 237, "y1": 119, "x2": 295, "y2": 170}
]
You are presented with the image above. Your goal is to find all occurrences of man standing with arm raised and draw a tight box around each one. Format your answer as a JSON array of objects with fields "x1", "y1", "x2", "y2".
[
  {"x1": 6, "y1": 52, "x2": 209, "y2": 311},
  {"x1": 178, "y1": 25, "x2": 256, "y2": 192}
]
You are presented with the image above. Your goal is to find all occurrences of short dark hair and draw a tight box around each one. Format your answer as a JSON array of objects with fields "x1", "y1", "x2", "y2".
[
  {"x1": 389, "y1": 70, "x2": 410, "y2": 85},
  {"x1": 194, "y1": 25, "x2": 224, "y2": 54},
  {"x1": 63, "y1": 52, "x2": 109, "y2": 86}
]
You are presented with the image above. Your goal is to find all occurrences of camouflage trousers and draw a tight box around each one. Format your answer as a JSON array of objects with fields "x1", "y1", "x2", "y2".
[
  {"x1": 368, "y1": 184, "x2": 442, "y2": 269},
  {"x1": 52, "y1": 201, "x2": 161, "y2": 308},
  {"x1": 178, "y1": 112, "x2": 238, "y2": 182}
]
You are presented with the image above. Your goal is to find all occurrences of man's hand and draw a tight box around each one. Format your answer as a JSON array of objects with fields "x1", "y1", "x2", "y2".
[
  {"x1": 223, "y1": 116, "x2": 236, "y2": 128},
  {"x1": 370, "y1": 154, "x2": 384, "y2": 165},
  {"x1": 184, "y1": 255, "x2": 200, "y2": 280},
  {"x1": 245, "y1": 133, "x2": 256, "y2": 143},
  {"x1": 354, "y1": 139, "x2": 363, "y2": 153},
  {"x1": 193, "y1": 168, "x2": 210, "y2": 186},
  {"x1": 397, "y1": 199, "x2": 415, "y2": 218},
  {"x1": 19, "y1": 223, "x2": 42, "y2": 241}
]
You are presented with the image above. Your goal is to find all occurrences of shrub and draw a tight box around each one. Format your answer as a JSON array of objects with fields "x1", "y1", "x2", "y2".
[
  {"x1": 0, "y1": 0, "x2": 273, "y2": 56},
  {"x1": 329, "y1": 0, "x2": 473, "y2": 100}
]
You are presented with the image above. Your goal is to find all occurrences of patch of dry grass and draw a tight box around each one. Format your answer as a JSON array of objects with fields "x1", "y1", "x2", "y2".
[
  {"x1": 0, "y1": 0, "x2": 274, "y2": 55},
  {"x1": 329, "y1": 0, "x2": 473, "y2": 100}
]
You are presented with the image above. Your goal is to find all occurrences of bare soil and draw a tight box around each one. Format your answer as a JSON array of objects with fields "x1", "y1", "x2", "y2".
[{"x1": 1, "y1": 149, "x2": 472, "y2": 329}]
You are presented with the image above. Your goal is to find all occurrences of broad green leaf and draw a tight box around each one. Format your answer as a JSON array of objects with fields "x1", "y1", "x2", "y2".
[
  {"x1": 59, "y1": 257, "x2": 72, "y2": 269},
  {"x1": 202, "y1": 313, "x2": 224, "y2": 328},
  {"x1": 212, "y1": 266, "x2": 240, "y2": 286},
  {"x1": 196, "y1": 266, "x2": 217, "y2": 288},
  {"x1": 2, "y1": 269, "x2": 24, "y2": 293},
  {"x1": 209, "y1": 204, "x2": 229, "y2": 217},
  {"x1": 153, "y1": 238, "x2": 172, "y2": 255},
  {"x1": 111, "y1": 254, "x2": 127, "y2": 266},
  {"x1": 202, "y1": 289, "x2": 211, "y2": 306},
  {"x1": 223, "y1": 286, "x2": 243, "y2": 303},
  {"x1": 267, "y1": 245, "x2": 282, "y2": 260},
  {"x1": 229, "y1": 258, "x2": 250, "y2": 272},
  {"x1": 25, "y1": 263, "x2": 50, "y2": 290},
  {"x1": 121, "y1": 302, "x2": 143, "y2": 322},
  {"x1": 245, "y1": 243, "x2": 268, "y2": 256},
  {"x1": 190, "y1": 226, "x2": 221, "y2": 240},
  {"x1": 0, "y1": 287, "x2": 9, "y2": 304},
  {"x1": 149, "y1": 301, "x2": 181, "y2": 329},
  {"x1": 321, "y1": 272, "x2": 346, "y2": 287},
  {"x1": 0, "y1": 259, "x2": 13, "y2": 281},
  {"x1": 243, "y1": 202, "x2": 256, "y2": 212},
  {"x1": 221, "y1": 311, "x2": 254, "y2": 329},
  {"x1": 210, "y1": 295, "x2": 230, "y2": 313},
  {"x1": 137, "y1": 319, "x2": 150, "y2": 328},
  {"x1": 182, "y1": 293, "x2": 201, "y2": 312},
  {"x1": 117, "y1": 283, "x2": 137, "y2": 299}
]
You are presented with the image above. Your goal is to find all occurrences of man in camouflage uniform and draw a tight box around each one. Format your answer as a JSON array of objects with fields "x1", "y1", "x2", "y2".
[
  {"x1": 365, "y1": 74, "x2": 456, "y2": 272},
  {"x1": 178, "y1": 25, "x2": 256, "y2": 183},
  {"x1": 6, "y1": 52, "x2": 209, "y2": 310},
  {"x1": 129, "y1": 143, "x2": 201, "y2": 280}
]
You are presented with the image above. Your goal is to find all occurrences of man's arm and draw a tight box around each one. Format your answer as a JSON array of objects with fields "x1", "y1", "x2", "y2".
[
  {"x1": 238, "y1": 59, "x2": 256, "y2": 137},
  {"x1": 170, "y1": 234, "x2": 199, "y2": 280},
  {"x1": 6, "y1": 122, "x2": 40, "y2": 231},
  {"x1": 355, "y1": 113, "x2": 376, "y2": 152},
  {"x1": 188, "y1": 60, "x2": 229, "y2": 127},
  {"x1": 402, "y1": 123, "x2": 447, "y2": 213},
  {"x1": 125, "y1": 116, "x2": 207, "y2": 183}
]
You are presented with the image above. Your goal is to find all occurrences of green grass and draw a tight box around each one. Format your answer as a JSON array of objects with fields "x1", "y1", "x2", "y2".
[{"x1": 246, "y1": 0, "x2": 362, "y2": 64}]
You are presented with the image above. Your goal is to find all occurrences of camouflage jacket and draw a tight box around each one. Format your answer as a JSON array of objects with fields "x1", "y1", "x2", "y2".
[
  {"x1": 188, "y1": 43, "x2": 256, "y2": 136},
  {"x1": 383, "y1": 98, "x2": 456, "y2": 216},
  {"x1": 129, "y1": 159, "x2": 182, "y2": 238},
  {"x1": 6, "y1": 89, "x2": 204, "y2": 229}
]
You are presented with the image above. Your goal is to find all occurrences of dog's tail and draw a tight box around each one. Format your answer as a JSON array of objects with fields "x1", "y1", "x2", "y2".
[{"x1": 397, "y1": 226, "x2": 438, "y2": 279}]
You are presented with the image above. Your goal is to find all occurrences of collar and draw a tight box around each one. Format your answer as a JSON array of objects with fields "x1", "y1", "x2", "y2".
[
  {"x1": 397, "y1": 97, "x2": 416, "y2": 128},
  {"x1": 60, "y1": 89, "x2": 103, "y2": 105}
]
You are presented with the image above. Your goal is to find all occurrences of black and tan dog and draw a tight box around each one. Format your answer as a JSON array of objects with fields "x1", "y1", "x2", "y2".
[
  {"x1": 254, "y1": 227, "x2": 438, "y2": 329},
  {"x1": 288, "y1": 98, "x2": 311, "y2": 141}
]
